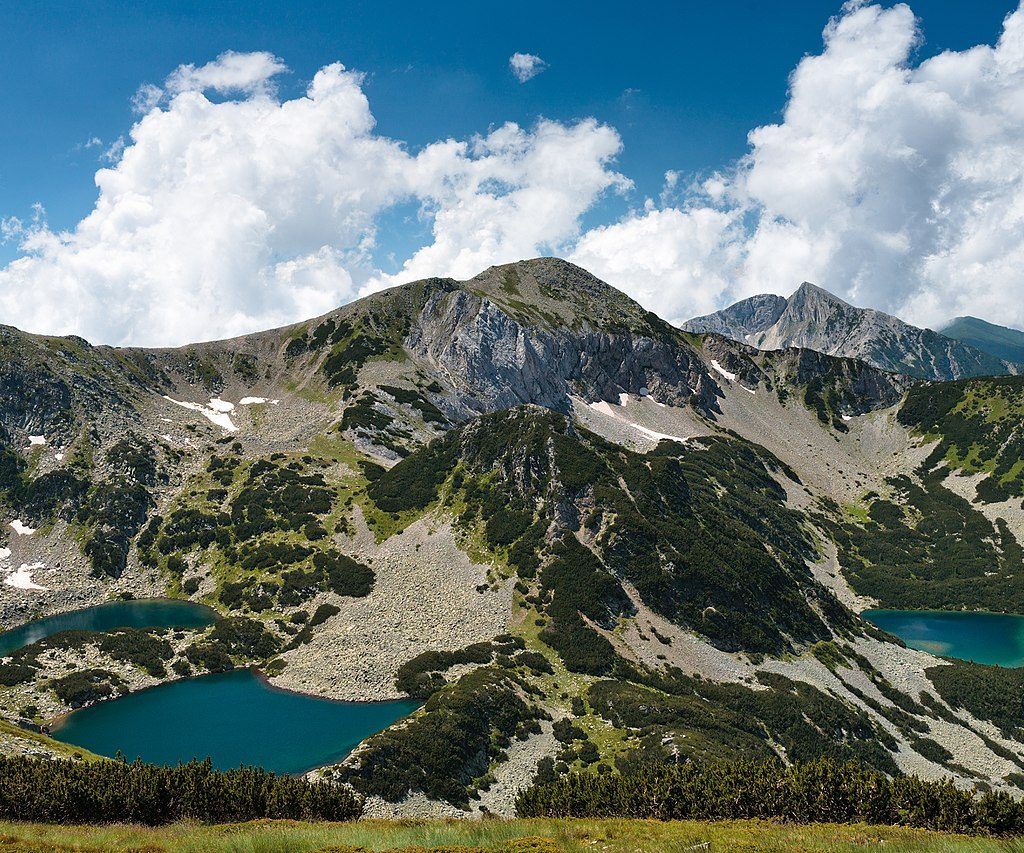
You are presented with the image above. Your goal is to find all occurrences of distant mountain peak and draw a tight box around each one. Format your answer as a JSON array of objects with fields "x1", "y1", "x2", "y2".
[
  {"x1": 940, "y1": 315, "x2": 1024, "y2": 365},
  {"x1": 791, "y1": 281, "x2": 850, "y2": 307},
  {"x1": 684, "y1": 282, "x2": 1019, "y2": 381}
]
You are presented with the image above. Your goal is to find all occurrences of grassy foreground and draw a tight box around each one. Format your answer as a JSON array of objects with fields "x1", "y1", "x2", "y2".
[{"x1": 0, "y1": 818, "x2": 1023, "y2": 852}]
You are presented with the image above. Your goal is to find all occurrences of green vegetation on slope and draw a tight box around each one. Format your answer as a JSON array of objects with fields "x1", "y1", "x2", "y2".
[
  {"x1": 821, "y1": 466, "x2": 1024, "y2": 611},
  {"x1": 0, "y1": 817, "x2": 1007, "y2": 853},
  {"x1": 337, "y1": 666, "x2": 548, "y2": 806},
  {"x1": 588, "y1": 666, "x2": 897, "y2": 774},
  {"x1": 898, "y1": 377, "x2": 1024, "y2": 503},
  {"x1": 941, "y1": 316, "x2": 1024, "y2": 365},
  {"x1": 517, "y1": 758, "x2": 1024, "y2": 835},
  {"x1": 0, "y1": 756, "x2": 359, "y2": 825},
  {"x1": 147, "y1": 451, "x2": 374, "y2": 615},
  {"x1": 367, "y1": 406, "x2": 852, "y2": 658}
]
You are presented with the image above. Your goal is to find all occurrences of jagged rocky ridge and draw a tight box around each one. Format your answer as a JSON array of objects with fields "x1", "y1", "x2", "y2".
[
  {"x1": 1, "y1": 258, "x2": 1024, "y2": 815},
  {"x1": 684, "y1": 281, "x2": 1020, "y2": 381}
]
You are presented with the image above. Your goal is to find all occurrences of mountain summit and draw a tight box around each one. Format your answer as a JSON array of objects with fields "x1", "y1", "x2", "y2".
[{"x1": 683, "y1": 282, "x2": 1019, "y2": 381}]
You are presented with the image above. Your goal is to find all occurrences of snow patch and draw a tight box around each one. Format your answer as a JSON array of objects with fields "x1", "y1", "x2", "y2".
[
  {"x1": 709, "y1": 360, "x2": 737, "y2": 382},
  {"x1": 54, "y1": 452, "x2": 64, "y2": 461},
  {"x1": 163, "y1": 396, "x2": 238, "y2": 432},
  {"x1": 842, "y1": 414, "x2": 853, "y2": 422},
  {"x1": 9, "y1": 520, "x2": 35, "y2": 536},
  {"x1": 617, "y1": 393, "x2": 629, "y2": 407},
  {"x1": 0, "y1": 548, "x2": 10, "y2": 562},
  {"x1": 27, "y1": 435, "x2": 46, "y2": 446},
  {"x1": 631, "y1": 424, "x2": 688, "y2": 443},
  {"x1": 4, "y1": 563, "x2": 48, "y2": 591},
  {"x1": 240, "y1": 396, "x2": 279, "y2": 406},
  {"x1": 587, "y1": 401, "x2": 688, "y2": 444},
  {"x1": 742, "y1": 386, "x2": 756, "y2": 395}
]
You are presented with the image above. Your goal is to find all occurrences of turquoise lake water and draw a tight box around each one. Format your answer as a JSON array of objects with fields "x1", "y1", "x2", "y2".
[
  {"x1": 0, "y1": 599, "x2": 219, "y2": 657},
  {"x1": 52, "y1": 668, "x2": 419, "y2": 774},
  {"x1": 863, "y1": 609, "x2": 1024, "y2": 667}
]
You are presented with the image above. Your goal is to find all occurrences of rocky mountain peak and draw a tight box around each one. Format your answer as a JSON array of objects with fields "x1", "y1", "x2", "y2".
[
  {"x1": 462, "y1": 257, "x2": 657, "y2": 334},
  {"x1": 789, "y1": 281, "x2": 850, "y2": 308},
  {"x1": 684, "y1": 281, "x2": 1018, "y2": 381}
]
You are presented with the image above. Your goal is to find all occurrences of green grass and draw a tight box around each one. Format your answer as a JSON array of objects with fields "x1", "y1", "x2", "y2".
[
  {"x1": 0, "y1": 818, "x2": 1016, "y2": 852},
  {"x1": 0, "y1": 720, "x2": 105, "y2": 762}
]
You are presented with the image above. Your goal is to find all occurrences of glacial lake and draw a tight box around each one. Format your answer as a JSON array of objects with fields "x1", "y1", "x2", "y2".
[
  {"x1": 51, "y1": 668, "x2": 419, "y2": 774},
  {"x1": 0, "y1": 598, "x2": 219, "y2": 657},
  {"x1": 863, "y1": 609, "x2": 1024, "y2": 667}
]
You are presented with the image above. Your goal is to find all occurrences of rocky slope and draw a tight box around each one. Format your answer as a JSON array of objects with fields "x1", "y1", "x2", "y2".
[
  {"x1": 2, "y1": 258, "x2": 1024, "y2": 814},
  {"x1": 684, "y1": 282, "x2": 1019, "y2": 381}
]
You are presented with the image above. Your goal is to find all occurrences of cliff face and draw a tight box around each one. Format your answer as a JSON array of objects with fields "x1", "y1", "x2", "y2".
[
  {"x1": 683, "y1": 292, "x2": 787, "y2": 340},
  {"x1": 684, "y1": 282, "x2": 1018, "y2": 381},
  {"x1": 407, "y1": 284, "x2": 718, "y2": 418}
]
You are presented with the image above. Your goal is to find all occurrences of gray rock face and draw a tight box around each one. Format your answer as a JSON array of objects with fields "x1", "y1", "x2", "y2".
[
  {"x1": 683, "y1": 282, "x2": 1018, "y2": 381},
  {"x1": 405, "y1": 260, "x2": 720, "y2": 418},
  {"x1": 684, "y1": 293, "x2": 787, "y2": 340}
]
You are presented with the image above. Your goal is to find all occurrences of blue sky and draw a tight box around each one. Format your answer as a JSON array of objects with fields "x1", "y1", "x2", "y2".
[
  {"x1": 2, "y1": 0, "x2": 1011, "y2": 263},
  {"x1": 1, "y1": 1, "x2": 1023, "y2": 344}
]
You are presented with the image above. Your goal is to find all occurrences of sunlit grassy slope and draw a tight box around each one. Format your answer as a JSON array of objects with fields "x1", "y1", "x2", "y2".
[{"x1": 0, "y1": 818, "x2": 1022, "y2": 852}]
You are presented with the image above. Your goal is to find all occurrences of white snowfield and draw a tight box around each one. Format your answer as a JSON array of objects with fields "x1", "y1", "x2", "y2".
[
  {"x1": 27, "y1": 435, "x2": 46, "y2": 446},
  {"x1": 164, "y1": 394, "x2": 282, "y2": 431},
  {"x1": 0, "y1": 548, "x2": 10, "y2": 562},
  {"x1": 163, "y1": 396, "x2": 238, "y2": 432},
  {"x1": 588, "y1": 399, "x2": 689, "y2": 444},
  {"x1": 9, "y1": 520, "x2": 35, "y2": 536},
  {"x1": 207, "y1": 398, "x2": 235, "y2": 413},
  {"x1": 4, "y1": 563, "x2": 48, "y2": 592},
  {"x1": 710, "y1": 359, "x2": 755, "y2": 394},
  {"x1": 710, "y1": 359, "x2": 737, "y2": 382}
]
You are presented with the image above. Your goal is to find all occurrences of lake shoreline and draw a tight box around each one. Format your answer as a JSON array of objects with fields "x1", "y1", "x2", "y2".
[
  {"x1": 48, "y1": 668, "x2": 419, "y2": 774},
  {"x1": 863, "y1": 608, "x2": 1024, "y2": 668},
  {"x1": 0, "y1": 597, "x2": 220, "y2": 658}
]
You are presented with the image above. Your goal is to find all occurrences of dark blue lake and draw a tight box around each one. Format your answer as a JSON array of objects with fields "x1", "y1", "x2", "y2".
[
  {"x1": 52, "y1": 668, "x2": 419, "y2": 774},
  {"x1": 0, "y1": 599, "x2": 218, "y2": 657},
  {"x1": 863, "y1": 609, "x2": 1024, "y2": 667}
]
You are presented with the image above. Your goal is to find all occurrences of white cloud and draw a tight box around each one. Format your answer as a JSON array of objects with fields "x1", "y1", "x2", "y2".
[
  {"x1": 509, "y1": 52, "x2": 547, "y2": 83},
  {"x1": 365, "y1": 118, "x2": 628, "y2": 292},
  {"x1": 165, "y1": 50, "x2": 288, "y2": 96},
  {"x1": 8, "y1": 3, "x2": 1024, "y2": 347},
  {"x1": 574, "y1": 2, "x2": 1024, "y2": 330},
  {"x1": 571, "y1": 206, "x2": 742, "y2": 325},
  {"x1": 0, "y1": 55, "x2": 624, "y2": 346}
]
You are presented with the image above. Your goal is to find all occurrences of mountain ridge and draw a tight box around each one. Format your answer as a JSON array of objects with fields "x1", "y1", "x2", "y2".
[
  {"x1": 2, "y1": 257, "x2": 1024, "y2": 816},
  {"x1": 683, "y1": 282, "x2": 1020, "y2": 381},
  {"x1": 940, "y1": 315, "x2": 1024, "y2": 364}
]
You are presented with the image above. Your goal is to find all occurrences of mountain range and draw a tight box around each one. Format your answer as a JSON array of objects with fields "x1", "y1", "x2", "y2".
[
  {"x1": 2, "y1": 257, "x2": 1024, "y2": 816},
  {"x1": 683, "y1": 281, "x2": 1022, "y2": 381}
]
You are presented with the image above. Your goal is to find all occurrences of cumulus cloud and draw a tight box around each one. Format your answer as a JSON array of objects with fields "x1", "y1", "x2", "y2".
[
  {"x1": 8, "y1": 2, "x2": 1024, "y2": 347},
  {"x1": 509, "y1": 52, "x2": 547, "y2": 82},
  {"x1": 574, "y1": 1, "x2": 1024, "y2": 330},
  {"x1": 0, "y1": 54, "x2": 624, "y2": 345}
]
